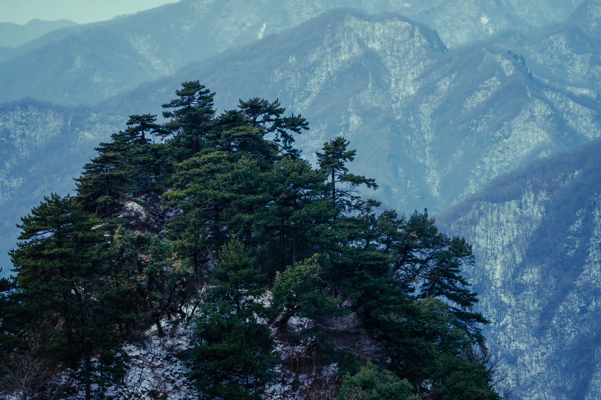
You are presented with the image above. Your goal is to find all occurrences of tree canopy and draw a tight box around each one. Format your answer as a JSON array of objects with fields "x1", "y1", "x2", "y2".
[{"x1": 0, "y1": 81, "x2": 501, "y2": 400}]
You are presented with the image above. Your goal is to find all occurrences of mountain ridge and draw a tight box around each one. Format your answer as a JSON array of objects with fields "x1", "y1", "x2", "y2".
[
  {"x1": 4, "y1": 8, "x2": 601, "y2": 275},
  {"x1": 0, "y1": 19, "x2": 78, "y2": 48},
  {"x1": 0, "y1": 0, "x2": 589, "y2": 106}
]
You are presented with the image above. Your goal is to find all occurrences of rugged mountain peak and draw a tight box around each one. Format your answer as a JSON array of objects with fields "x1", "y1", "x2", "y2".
[
  {"x1": 259, "y1": 9, "x2": 447, "y2": 114},
  {"x1": 0, "y1": 0, "x2": 589, "y2": 106}
]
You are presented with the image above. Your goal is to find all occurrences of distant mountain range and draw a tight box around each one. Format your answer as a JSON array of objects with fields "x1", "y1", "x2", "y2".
[
  {"x1": 3, "y1": 4, "x2": 601, "y2": 266},
  {"x1": 0, "y1": 19, "x2": 78, "y2": 48},
  {"x1": 0, "y1": 0, "x2": 589, "y2": 106},
  {"x1": 4, "y1": 7, "x2": 601, "y2": 256}
]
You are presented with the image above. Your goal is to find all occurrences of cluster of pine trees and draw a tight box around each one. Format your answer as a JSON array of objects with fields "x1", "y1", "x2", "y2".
[{"x1": 0, "y1": 82, "x2": 501, "y2": 399}]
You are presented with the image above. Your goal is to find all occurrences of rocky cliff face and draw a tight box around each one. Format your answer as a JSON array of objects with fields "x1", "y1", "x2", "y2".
[
  {"x1": 490, "y1": 2, "x2": 601, "y2": 97},
  {"x1": 438, "y1": 139, "x2": 601, "y2": 400}
]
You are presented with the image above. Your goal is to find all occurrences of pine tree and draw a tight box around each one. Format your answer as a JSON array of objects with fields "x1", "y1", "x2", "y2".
[
  {"x1": 0, "y1": 274, "x2": 18, "y2": 363},
  {"x1": 272, "y1": 254, "x2": 340, "y2": 335},
  {"x1": 161, "y1": 81, "x2": 216, "y2": 156},
  {"x1": 388, "y1": 211, "x2": 488, "y2": 347},
  {"x1": 6, "y1": 83, "x2": 504, "y2": 400},
  {"x1": 254, "y1": 156, "x2": 325, "y2": 273},
  {"x1": 75, "y1": 135, "x2": 132, "y2": 216},
  {"x1": 317, "y1": 137, "x2": 378, "y2": 213},
  {"x1": 9, "y1": 194, "x2": 135, "y2": 400},
  {"x1": 76, "y1": 114, "x2": 166, "y2": 216},
  {"x1": 110, "y1": 228, "x2": 193, "y2": 337},
  {"x1": 238, "y1": 97, "x2": 308, "y2": 150},
  {"x1": 188, "y1": 239, "x2": 277, "y2": 399},
  {"x1": 337, "y1": 360, "x2": 416, "y2": 400}
]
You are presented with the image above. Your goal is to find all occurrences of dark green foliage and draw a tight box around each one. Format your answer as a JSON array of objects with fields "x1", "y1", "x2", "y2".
[
  {"x1": 389, "y1": 211, "x2": 488, "y2": 346},
  {"x1": 83, "y1": 348, "x2": 129, "y2": 399},
  {"x1": 316, "y1": 136, "x2": 378, "y2": 212},
  {"x1": 4, "y1": 82, "x2": 502, "y2": 399},
  {"x1": 75, "y1": 113, "x2": 169, "y2": 216},
  {"x1": 272, "y1": 254, "x2": 339, "y2": 323},
  {"x1": 188, "y1": 240, "x2": 277, "y2": 399},
  {"x1": 238, "y1": 98, "x2": 308, "y2": 149},
  {"x1": 430, "y1": 353, "x2": 500, "y2": 400},
  {"x1": 0, "y1": 275, "x2": 18, "y2": 361},
  {"x1": 337, "y1": 360, "x2": 415, "y2": 400},
  {"x1": 8, "y1": 194, "x2": 137, "y2": 399},
  {"x1": 110, "y1": 228, "x2": 194, "y2": 337}
]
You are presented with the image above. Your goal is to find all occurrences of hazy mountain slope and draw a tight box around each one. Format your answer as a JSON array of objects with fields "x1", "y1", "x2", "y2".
[
  {"x1": 437, "y1": 138, "x2": 601, "y2": 400},
  {"x1": 107, "y1": 9, "x2": 601, "y2": 214},
  {"x1": 0, "y1": 19, "x2": 78, "y2": 48},
  {"x1": 0, "y1": 22, "x2": 92, "y2": 65},
  {"x1": 0, "y1": 0, "x2": 587, "y2": 105},
  {"x1": 0, "y1": 99, "x2": 123, "y2": 274},
  {"x1": 3, "y1": 9, "x2": 601, "y2": 274},
  {"x1": 410, "y1": 0, "x2": 583, "y2": 47},
  {"x1": 0, "y1": 28, "x2": 170, "y2": 106},
  {"x1": 566, "y1": 0, "x2": 601, "y2": 37},
  {"x1": 485, "y1": 2, "x2": 601, "y2": 101}
]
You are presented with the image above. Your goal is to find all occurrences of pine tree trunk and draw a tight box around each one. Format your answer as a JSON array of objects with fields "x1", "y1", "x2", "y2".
[
  {"x1": 292, "y1": 226, "x2": 297, "y2": 269},
  {"x1": 332, "y1": 171, "x2": 336, "y2": 205},
  {"x1": 85, "y1": 355, "x2": 92, "y2": 400},
  {"x1": 280, "y1": 214, "x2": 285, "y2": 269},
  {"x1": 155, "y1": 316, "x2": 166, "y2": 338}
]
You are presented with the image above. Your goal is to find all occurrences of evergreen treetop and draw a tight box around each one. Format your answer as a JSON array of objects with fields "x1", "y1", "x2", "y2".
[{"x1": 1, "y1": 82, "x2": 502, "y2": 400}]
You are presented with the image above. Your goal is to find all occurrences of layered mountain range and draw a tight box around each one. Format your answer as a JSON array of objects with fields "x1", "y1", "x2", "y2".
[
  {"x1": 3, "y1": 1, "x2": 601, "y2": 399},
  {"x1": 0, "y1": 0, "x2": 588, "y2": 105}
]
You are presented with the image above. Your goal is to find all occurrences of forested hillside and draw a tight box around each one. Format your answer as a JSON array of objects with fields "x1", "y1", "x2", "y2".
[
  {"x1": 438, "y1": 137, "x2": 601, "y2": 400},
  {"x1": 3, "y1": 2, "x2": 601, "y2": 399},
  {"x1": 0, "y1": 82, "x2": 501, "y2": 400}
]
